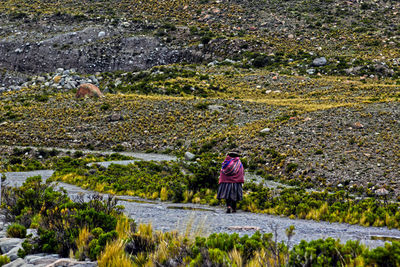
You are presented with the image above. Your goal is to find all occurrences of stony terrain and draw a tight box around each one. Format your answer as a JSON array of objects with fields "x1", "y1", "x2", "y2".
[{"x1": 0, "y1": 0, "x2": 399, "y2": 235}]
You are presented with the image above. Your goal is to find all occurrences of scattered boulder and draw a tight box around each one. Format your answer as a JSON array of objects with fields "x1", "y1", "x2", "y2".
[
  {"x1": 375, "y1": 188, "x2": 389, "y2": 196},
  {"x1": 306, "y1": 69, "x2": 316, "y2": 75},
  {"x1": 312, "y1": 57, "x2": 327, "y2": 67},
  {"x1": 0, "y1": 238, "x2": 23, "y2": 254},
  {"x1": 260, "y1": 128, "x2": 271, "y2": 133},
  {"x1": 354, "y1": 122, "x2": 364, "y2": 129},
  {"x1": 98, "y1": 31, "x2": 106, "y2": 38},
  {"x1": 76, "y1": 84, "x2": 103, "y2": 98},
  {"x1": 53, "y1": 75, "x2": 62, "y2": 84},
  {"x1": 184, "y1": 152, "x2": 196, "y2": 161},
  {"x1": 107, "y1": 113, "x2": 124, "y2": 122},
  {"x1": 207, "y1": 105, "x2": 224, "y2": 112}
]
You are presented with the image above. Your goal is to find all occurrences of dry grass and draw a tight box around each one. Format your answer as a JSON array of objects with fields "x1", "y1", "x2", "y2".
[
  {"x1": 116, "y1": 215, "x2": 132, "y2": 240},
  {"x1": 75, "y1": 226, "x2": 90, "y2": 260},
  {"x1": 98, "y1": 240, "x2": 132, "y2": 267}
]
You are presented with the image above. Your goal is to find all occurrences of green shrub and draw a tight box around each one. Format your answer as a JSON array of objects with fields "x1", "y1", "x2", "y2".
[
  {"x1": 7, "y1": 223, "x2": 27, "y2": 238},
  {"x1": 364, "y1": 241, "x2": 400, "y2": 266},
  {"x1": 88, "y1": 239, "x2": 102, "y2": 260},
  {"x1": 0, "y1": 255, "x2": 11, "y2": 266}
]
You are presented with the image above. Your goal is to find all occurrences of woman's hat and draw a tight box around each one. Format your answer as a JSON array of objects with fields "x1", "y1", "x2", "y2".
[{"x1": 227, "y1": 150, "x2": 241, "y2": 157}]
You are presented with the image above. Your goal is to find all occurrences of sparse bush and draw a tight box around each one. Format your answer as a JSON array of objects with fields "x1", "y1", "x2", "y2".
[{"x1": 7, "y1": 223, "x2": 27, "y2": 238}]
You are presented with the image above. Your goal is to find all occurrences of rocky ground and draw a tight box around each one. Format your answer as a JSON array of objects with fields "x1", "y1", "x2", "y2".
[{"x1": 0, "y1": 1, "x2": 399, "y2": 198}]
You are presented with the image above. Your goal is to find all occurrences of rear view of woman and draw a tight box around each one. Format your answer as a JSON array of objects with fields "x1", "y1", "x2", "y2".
[{"x1": 217, "y1": 151, "x2": 244, "y2": 213}]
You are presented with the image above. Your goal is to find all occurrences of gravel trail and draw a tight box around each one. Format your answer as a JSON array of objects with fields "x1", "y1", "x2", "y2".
[{"x1": 3, "y1": 158, "x2": 400, "y2": 249}]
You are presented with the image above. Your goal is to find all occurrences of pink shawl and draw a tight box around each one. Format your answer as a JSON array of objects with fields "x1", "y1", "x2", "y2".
[{"x1": 218, "y1": 155, "x2": 244, "y2": 184}]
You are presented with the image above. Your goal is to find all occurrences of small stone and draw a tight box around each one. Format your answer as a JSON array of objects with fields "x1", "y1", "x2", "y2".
[
  {"x1": 98, "y1": 31, "x2": 106, "y2": 38},
  {"x1": 224, "y1": 59, "x2": 235, "y2": 64},
  {"x1": 288, "y1": 34, "x2": 294, "y2": 39},
  {"x1": 184, "y1": 152, "x2": 196, "y2": 161},
  {"x1": 36, "y1": 76, "x2": 45, "y2": 83},
  {"x1": 354, "y1": 122, "x2": 364, "y2": 129},
  {"x1": 375, "y1": 188, "x2": 389, "y2": 196},
  {"x1": 265, "y1": 90, "x2": 272, "y2": 94},
  {"x1": 107, "y1": 113, "x2": 124, "y2": 122},
  {"x1": 312, "y1": 57, "x2": 327, "y2": 67},
  {"x1": 53, "y1": 75, "x2": 62, "y2": 83},
  {"x1": 64, "y1": 83, "x2": 74, "y2": 90},
  {"x1": 207, "y1": 105, "x2": 224, "y2": 112},
  {"x1": 260, "y1": 128, "x2": 271, "y2": 133},
  {"x1": 306, "y1": 69, "x2": 316, "y2": 75},
  {"x1": 56, "y1": 68, "x2": 64, "y2": 74},
  {"x1": 121, "y1": 22, "x2": 131, "y2": 28}
]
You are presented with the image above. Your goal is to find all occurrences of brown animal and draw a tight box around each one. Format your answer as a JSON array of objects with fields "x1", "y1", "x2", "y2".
[{"x1": 76, "y1": 83, "x2": 104, "y2": 98}]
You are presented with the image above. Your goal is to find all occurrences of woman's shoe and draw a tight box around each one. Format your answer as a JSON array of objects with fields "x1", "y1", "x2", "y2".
[{"x1": 226, "y1": 207, "x2": 232, "y2": 213}]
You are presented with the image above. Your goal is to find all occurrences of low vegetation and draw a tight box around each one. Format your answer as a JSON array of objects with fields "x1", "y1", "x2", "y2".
[
  {"x1": 1, "y1": 176, "x2": 127, "y2": 259},
  {"x1": 44, "y1": 152, "x2": 400, "y2": 230},
  {"x1": 3, "y1": 178, "x2": 400, "y2": 266},
  {"x1": 0, "y1": 147, "x2": 133, "y2": 172}
]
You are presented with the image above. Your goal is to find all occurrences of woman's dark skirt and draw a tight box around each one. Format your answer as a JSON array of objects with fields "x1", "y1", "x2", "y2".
[{"x1": 217, "y1": 183, "x2": 243, "y2": 201}]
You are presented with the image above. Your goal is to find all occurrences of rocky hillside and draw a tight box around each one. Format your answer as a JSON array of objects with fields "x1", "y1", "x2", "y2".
[{"x1": 0, "y1": 0, "x2": 399, "y2": 195}]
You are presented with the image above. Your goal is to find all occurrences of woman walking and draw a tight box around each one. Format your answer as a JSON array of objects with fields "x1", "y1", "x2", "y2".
[{"x1": 217, "y1": 151, "x2": 244, "y2": 213}]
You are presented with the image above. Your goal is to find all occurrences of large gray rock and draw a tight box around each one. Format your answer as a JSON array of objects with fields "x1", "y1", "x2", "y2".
[
  {"x1": 0, "y1": 238, "x2": 23, "y2": 254},
  {"x1": 312, "y1": 57, "x2": 327, "y2": 67},
  {"x1": 46, "y1": 259, "x2": 96, "y2": 267},
  {"x1": 6, "y1": 245, "x2": 22, "y2": 261},
  {"x1": 26, "y1": 254, "x2": 60, "y2": 266},
  {"x1": 26, "y1": 229, "x2": 37, "y2": 238},
  {"x1": 3, "y1": 258, "x2": 30, "y2": 267}
]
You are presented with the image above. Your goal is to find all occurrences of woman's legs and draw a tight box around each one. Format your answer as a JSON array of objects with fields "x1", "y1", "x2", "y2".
[
  {"x1": 231, "y1": 201, "x2": 237, "y2": 213},
  {"x1": 226, "y1": 199, "x2": 232, "y2": 213}
]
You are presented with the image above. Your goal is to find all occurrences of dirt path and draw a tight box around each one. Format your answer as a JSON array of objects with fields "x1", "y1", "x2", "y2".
[{"x1": 3, "y1": 155, "x2": 400, "y2": 249}]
